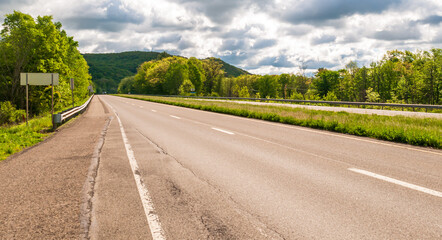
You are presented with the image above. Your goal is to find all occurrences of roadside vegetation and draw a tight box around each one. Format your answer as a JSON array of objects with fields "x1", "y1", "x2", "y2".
[
  {"x1": 0, "y1": 11, "x2": 92, "y2": 126},
  {"x1": 0, "y1": 11, "x2": 92, "y2": 160},
  {"x1": 0, "y1": 95, "x2": 91, "y2": 161},
  {"x1": 118, "y1": 49, "x2": 442, "y2": 106},
  {"x1": 117, "y1": 95, "x2": 442, "y2": 149},
  {"x1": 85, "y1": 51, "x2": 248, "y2": 94},
  {"x1": 0, "y1": 114, "x2": 52, "y2": 161}
]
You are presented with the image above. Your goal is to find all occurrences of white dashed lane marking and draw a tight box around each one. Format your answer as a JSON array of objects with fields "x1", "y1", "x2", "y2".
[
  {"x1": 212, "y1": 127, "x2": 235, "y2": 135},
  {"x1": 348, "y1": 168, "x2": 442, "y2": 198}
]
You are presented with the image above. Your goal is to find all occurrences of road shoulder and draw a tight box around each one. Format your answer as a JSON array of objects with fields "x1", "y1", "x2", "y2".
[{"x1": 0, "y1": 97, "x2": 109, "y2": 239}]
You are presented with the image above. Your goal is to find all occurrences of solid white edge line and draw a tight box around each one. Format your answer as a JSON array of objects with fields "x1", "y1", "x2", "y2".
[
  {"x1": 105, "y1": 98, "x2": 166, "y2": 240},
  {"x1": 212, "y1": 127, "x2": 235, "y2": 135},
  {"x1": 348, "y1": 168, "x2": 442, "y2": 198},
  {"x1": 170, "y1": 115, "x2": 181, "y2": 119}
]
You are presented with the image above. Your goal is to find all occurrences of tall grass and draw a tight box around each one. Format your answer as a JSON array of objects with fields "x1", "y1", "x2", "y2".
[
  {"x1": 0, "y1": 95, "x2": 92, "y2": 161},
  {"x1": 0, "y1": 115, "x2": 53, "y2": 161},
  {"x1": 117, "y1": 94, "x2": 442, "y2": 149}
]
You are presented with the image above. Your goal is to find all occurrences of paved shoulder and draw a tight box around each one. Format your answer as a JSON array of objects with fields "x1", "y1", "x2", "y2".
[{"x1": 0, "y1": 97, "x2": 110, "y2": 239}]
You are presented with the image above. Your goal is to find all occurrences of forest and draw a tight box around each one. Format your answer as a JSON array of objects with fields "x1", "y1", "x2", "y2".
[
  {"x1": 83, "y1": 51, "x2": 249, "y2": 94},
  {"x1": 119, "y1": 49, "x2": 442, "y2": 105},
  {"x1": 0, "y1": 11, "x2": 92, "y2": 125}
]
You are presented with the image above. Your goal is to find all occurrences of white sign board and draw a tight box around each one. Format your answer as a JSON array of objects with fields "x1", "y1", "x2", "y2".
[{"x1": 20, "y1": 73, "x2": 59, "y2": 86}]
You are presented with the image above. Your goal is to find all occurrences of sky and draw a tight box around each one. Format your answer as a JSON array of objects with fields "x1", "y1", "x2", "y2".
[{"x1": 0, "y1": 0, "x2": 441, "y2": 75}]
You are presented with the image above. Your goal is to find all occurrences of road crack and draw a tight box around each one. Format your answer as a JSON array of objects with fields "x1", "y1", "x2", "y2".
[{"x1": 79, "y1": 116, "x2": 113, "y2": 240}]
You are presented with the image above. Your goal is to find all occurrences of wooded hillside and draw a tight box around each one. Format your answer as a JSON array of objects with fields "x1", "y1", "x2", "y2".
[
  {"x1": 83, "y1": 51, "x2": 250, "y2": 94},
  {"x1": 118, "y1": 49, "x2": 442, "y2": 105}
]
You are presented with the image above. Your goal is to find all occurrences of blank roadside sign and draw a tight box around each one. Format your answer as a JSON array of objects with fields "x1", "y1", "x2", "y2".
[{"x1": 20, "y1": 73, "x2": 59, "y2": 85}]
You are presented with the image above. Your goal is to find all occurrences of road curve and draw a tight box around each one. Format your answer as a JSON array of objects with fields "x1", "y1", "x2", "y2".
[{"x1": 98, "y1": 95, "x2": 441, "y2": 239}]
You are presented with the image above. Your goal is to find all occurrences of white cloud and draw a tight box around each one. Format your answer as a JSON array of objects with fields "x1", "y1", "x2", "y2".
[{"x1": 0, "y1": 0, "x2": 441, "y2": 75}]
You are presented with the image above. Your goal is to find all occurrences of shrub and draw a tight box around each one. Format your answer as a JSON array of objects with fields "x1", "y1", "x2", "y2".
[{"x1": 0, "y1": 101, "x2": 25, "y2": 126}]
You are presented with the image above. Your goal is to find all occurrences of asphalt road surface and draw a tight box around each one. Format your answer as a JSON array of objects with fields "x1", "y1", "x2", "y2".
[
  {"x1": 96, "y1": 95, "x2": 442, "y2": 239},
  {"x1": 1, "y1": 95, "x2": 441, "y2": 239}
]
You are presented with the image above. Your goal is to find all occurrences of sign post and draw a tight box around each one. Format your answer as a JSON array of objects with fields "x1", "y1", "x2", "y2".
[
  {"x1": 51, "y1": 74, "x2": 54, "y2": 130},
  {"x1": 88, "y1": 85, "x2": 93, "y2": 95},
  {"x1": 70, "y1": 78, "x2": 74, "y2": 108},
  {"x1": 26, "y1": 74, "x2": 29, "y2": 126},
  {"x1": 20, "y1": 73, "x2": 59, "y2": 129}
]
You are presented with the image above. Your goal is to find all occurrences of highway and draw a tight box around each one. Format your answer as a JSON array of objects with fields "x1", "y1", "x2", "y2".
[{"x1": 93, "y1": 95, "x2": 442, "y2": 239}]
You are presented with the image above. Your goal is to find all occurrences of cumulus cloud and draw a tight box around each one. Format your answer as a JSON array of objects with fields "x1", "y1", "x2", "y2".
[
  {"x1": 371, "y1": 23, "x2": 421, "y2": 41},
  {"x1": 311, "y1": 34, "x2": 337, "y2": 45},
  {"x1": 278, "y1": 0, "x2": 403, "y2": 25},
  {"x1": 220, "y1": 39, "x2": 248, "y2": 51},
  {"x1": 156, "y1": 34, "x2": 182, "y2": 45},
  {"x1": 417, "y1": 15, "x2": 442, "y2": 25},
  {"x1": 0, "y1": 0, "x2": 441, "y2": 75},
  {"x1": 105, "y1": 0, "x2": 144, "y2": 24},
  {"x1": 0, "y1": 0, "x2": 30, "y2": 6},
  {"x1": 282, "y1": 25, "x2": 311, "y2": 36},
  {"x1": 170, "y1": 0, "x2": 270, "y2": 24},
  {"x1": 218, "y1": 51, "x2": 250, "y2": 65},
  {"x1": 177, "y1": 39, "x2": 195, "y2": 49},
  {"x1": 252, "y1": 39, "x2": 277, "y2": 49},
  {"x1": 63, "y1": 0, "x2": 144, "y2": 32},
  {"x1": 258, "y1": 55, "x2": 294, "y2": 68},
  {"x1": 303, "y1": 60, "x2": 337, "y2": 70}
]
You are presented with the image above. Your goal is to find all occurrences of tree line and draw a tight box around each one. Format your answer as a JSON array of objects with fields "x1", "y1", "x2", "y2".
[
  {"x1": 118, "y1": 49, "x2": 442, "y2": 105},
  {"x1": 0, "y1": 11, "x2": 92, "y2": 125}
]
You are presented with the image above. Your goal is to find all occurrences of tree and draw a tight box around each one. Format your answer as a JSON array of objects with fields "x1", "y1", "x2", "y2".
[
  {"x1": 278, "y1": 74, "x2": 290, "y2": 98},
  {"x1": 257, "y1": 75, "x2": 279, "y2": 98},
  {"x1": 313, "y1": 68, "x2": 339, "y2": 98},
  {"x1": 366, "y1": 87, "x2": 380, "y2": 102},
  {"x1": 179, "y1": 78, "x2": 195, "y2": 95},
  {"x1": 187, "y1": 57, "x2": 205, "y2": 95},
  {"x1": 0, "y1": 11, "x2": 91, "y2": 118},
  {"x1": 202, "y1": 58, "x2": 225, "y2": 95},
  {"x1": 118, "y1": 76, "x2": 135, "y2": 94},
  {"x1": 163, "y1": 61, "x2": 187, "y2": 95},
  {"x1": 238, "y1": 86, "x2": 250, "y2": 98}
]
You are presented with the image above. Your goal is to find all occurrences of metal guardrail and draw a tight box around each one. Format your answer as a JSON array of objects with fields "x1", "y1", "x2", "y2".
[
  {"x1": 54, "y1": 95, "x2": 94, "y2": 124},
  {"x1": 154, "y1": 95, "x2": 442, "y2": 111}
]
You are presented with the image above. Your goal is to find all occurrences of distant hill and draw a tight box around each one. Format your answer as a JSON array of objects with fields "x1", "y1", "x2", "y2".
[
  {"x1": 83, "y1": 51, "x2": 250, "y2": 94},
  {"x1": 83, "y1": 51, "x2": 160, "y2": 93},
  {"x1": 210, "y1": 58, "x2": 250, "y2": 77}
]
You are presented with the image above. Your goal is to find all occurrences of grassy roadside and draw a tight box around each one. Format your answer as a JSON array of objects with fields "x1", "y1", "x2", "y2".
[
  {"x1": 116, "y1": 94, "x2": 442, "y2": 149},
  {"x1": 0, "y1": 96, "x2": 92, "y2": 161},
  {"x1": 0, "y1": 115, "x2": 53, "y2": 161}
]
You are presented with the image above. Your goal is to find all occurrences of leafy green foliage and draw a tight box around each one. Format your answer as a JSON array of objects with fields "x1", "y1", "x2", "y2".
[
  {"x1": 0, "y1": 11, "x2": 92, "y2": 124},
  {"x1": 119, "y1": 48, "x2": 441, "y2": 106},
  {"x1": 85, "y1": 51, "x2": 249, "y2": 94},
  {"x1": 0, "y1": 102, "x2": 25, "y2": 125},
  {"x1": 0, "y1": 114, "x2": 52, "y2": 161}
]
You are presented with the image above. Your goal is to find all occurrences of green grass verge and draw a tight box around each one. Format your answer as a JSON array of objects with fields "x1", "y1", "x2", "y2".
[
  {"x1": 0, "y1": 114, "x2": 53, "y2": 161},
  {"x1": 0, "y1": 96, "x2": 93, "y2": 161},
  {"x1": 116, "y1": 94, "x2": 442, "y2": 149}
]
